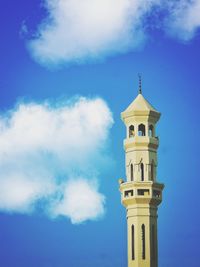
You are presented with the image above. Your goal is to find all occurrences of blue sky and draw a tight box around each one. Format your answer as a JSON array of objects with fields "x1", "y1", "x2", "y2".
[{"x1": 0, "y1": 0, "x2": 200, "y2": 267}]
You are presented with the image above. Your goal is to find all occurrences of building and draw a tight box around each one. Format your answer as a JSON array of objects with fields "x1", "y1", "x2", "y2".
[{"x1": 119, "y1": 82, "x2": 164, "y2": 267}]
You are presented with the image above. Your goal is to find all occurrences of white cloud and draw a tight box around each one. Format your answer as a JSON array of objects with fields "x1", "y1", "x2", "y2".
[
  {"x1": 28, "y1": 0, "x2": 160, "y2": 66},
  {"x1": 164, "y1": 0, "x2": 200, "y2": 40},
  {"x1": 0, "y1": 97, "x2": 113, "y2": 224},
  {"x1": 52, "y1": 179, "x2": 105, "y2": 224},
  {"x1": 25, "y1": 0, "x2": 200, "y2": 66}
]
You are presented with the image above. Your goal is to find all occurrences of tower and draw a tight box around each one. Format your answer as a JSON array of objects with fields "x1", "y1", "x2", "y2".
[{"x1": 119, "y1": 81, "x2": 164, "y2": 267}]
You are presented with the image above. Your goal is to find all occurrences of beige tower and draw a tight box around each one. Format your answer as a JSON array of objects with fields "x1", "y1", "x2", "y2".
[{"x1": 119, "y1": 83, "x2": 164, "y2": 267}]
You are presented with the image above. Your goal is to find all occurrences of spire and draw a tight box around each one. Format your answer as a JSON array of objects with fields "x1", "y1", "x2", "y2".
[{"x1": 138, "y1": 73, "x2": 142, "y2": 94}]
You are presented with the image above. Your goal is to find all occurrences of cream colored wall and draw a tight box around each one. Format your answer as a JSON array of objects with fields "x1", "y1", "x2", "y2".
[
  {"x1": 120, "y1": 105, "x2": 163, "y2": 267},
  {"x1": 126, "y1": 149, "x2": 157, "y2": 182},
  {"x1": 127, "y1": 205, "x2": 158, "y2": 267}
]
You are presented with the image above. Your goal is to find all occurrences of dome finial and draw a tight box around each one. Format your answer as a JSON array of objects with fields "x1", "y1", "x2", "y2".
[{"x1": 138, "y1": 73, "x2": 142, "y2": 94}]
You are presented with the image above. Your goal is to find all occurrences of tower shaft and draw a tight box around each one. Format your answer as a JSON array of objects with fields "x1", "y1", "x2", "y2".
[{"x1": 127, "y1": 205, "x2": 158, "y2": 267}]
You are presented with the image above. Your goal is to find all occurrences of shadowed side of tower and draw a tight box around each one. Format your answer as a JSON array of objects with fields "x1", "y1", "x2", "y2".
[{"x1": 119, "y1": 85, "x2": 164, "y2": 267}]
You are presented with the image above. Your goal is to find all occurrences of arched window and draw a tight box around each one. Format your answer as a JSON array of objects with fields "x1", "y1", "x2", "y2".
[
  {"x1": 132, "y1": 225, "x2": 135, "y2": 260},
  {"x1": 149, "y1": 125, "x2": 154, "y2": 137},
  {"x1": 131, "y1": 164, "x2": 134, "y2": 181},
  {"x1": 138, "y1": 124, "x2": 145, "y2": 136},
  {"x1": 129, "y1": 125, "x2": 135, "y2": 138},
  {"x1": 142, "y1": 224, "x2": 146, "y2": 260},
  {"x1": 152, "y1": 224, "x2": 155, "y2": 261},
  {"x1": 151, "y1": 161, "x2": 154, "y2": 181},
  {"x1": 141, "y1": 163, "x2": 144, "y2": 181}
]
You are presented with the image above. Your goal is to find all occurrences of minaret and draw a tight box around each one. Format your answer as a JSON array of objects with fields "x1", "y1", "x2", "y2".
[{"x1": 119, "y1": 79, "x2": 164, "y2": 267}]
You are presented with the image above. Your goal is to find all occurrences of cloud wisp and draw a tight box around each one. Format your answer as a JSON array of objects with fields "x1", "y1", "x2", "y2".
[
  {"x1": 0, "y1": 97, "x2": 113, "y2": 224},
  {"x1": 164, "y1": 0, "x2": 200, "y2": 41},
  {"x1": 27, "y1": 0, "x2": 160, "y2": 66},
  {"x1": 26, "y1": 0, "x2": 200, "y2": 67}
]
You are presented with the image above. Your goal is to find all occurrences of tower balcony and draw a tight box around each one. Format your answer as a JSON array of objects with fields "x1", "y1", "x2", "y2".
[
  {"x1": 124, "y1": 136, "x2": 159, "y2": 150},
  {"x1": 119, "y1": 181, "x2": 164, "y2": 207}
]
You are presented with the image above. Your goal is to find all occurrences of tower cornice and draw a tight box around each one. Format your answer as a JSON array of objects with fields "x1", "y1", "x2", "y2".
[
  {"x1": 119, "y1": 181, "x2": 164, "y2": 207},
  {"x1": 121, "y1": 110, "x2": 161, "y2": 124},
  {"x1": 123, "y1": 136, "x2": 159, "y2": 151}
]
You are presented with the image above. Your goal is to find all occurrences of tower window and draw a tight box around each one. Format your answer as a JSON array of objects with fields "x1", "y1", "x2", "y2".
[
  {"x1": 152, "y1": 224, "x2": 156, "y2": 261},
  {"x1": 142, "y1": 224, "x2": 146, "y2": 260},
  {"x1": 124, "y1": 190, "x2": 133, "y2": 197},
  {"x1": 140, "y1": 163, "x2": 144, "y2": 181},
  {"x1": 131, "y1": 164, "x2": 134, "y2": 181},
  {"x1": 132, "y1": 225, "x2": 135, "y2": 260},
  {"x1": 151, "y1": 161, "x2": 154, "y2": 181},
  {"x1": 129, "y1": 125, "x2": 135, "y2": 138},
  {"x1": 138, "y1": 124, "x2": 145, "y2": 136},
  {"x1": 138, "y1": 189, "x2": 149, "y2": 196},
  {"x1": 153, "y1": 190, "x2": 161, "y2": 198},
  {"x1": 149, "y1": 125, "x2": 154, "y2": 137}
]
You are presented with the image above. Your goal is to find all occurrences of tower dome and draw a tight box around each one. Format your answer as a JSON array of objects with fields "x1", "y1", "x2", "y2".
[{"x1": 121, "y1": 93, "x2": 160, "y2": 123}]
